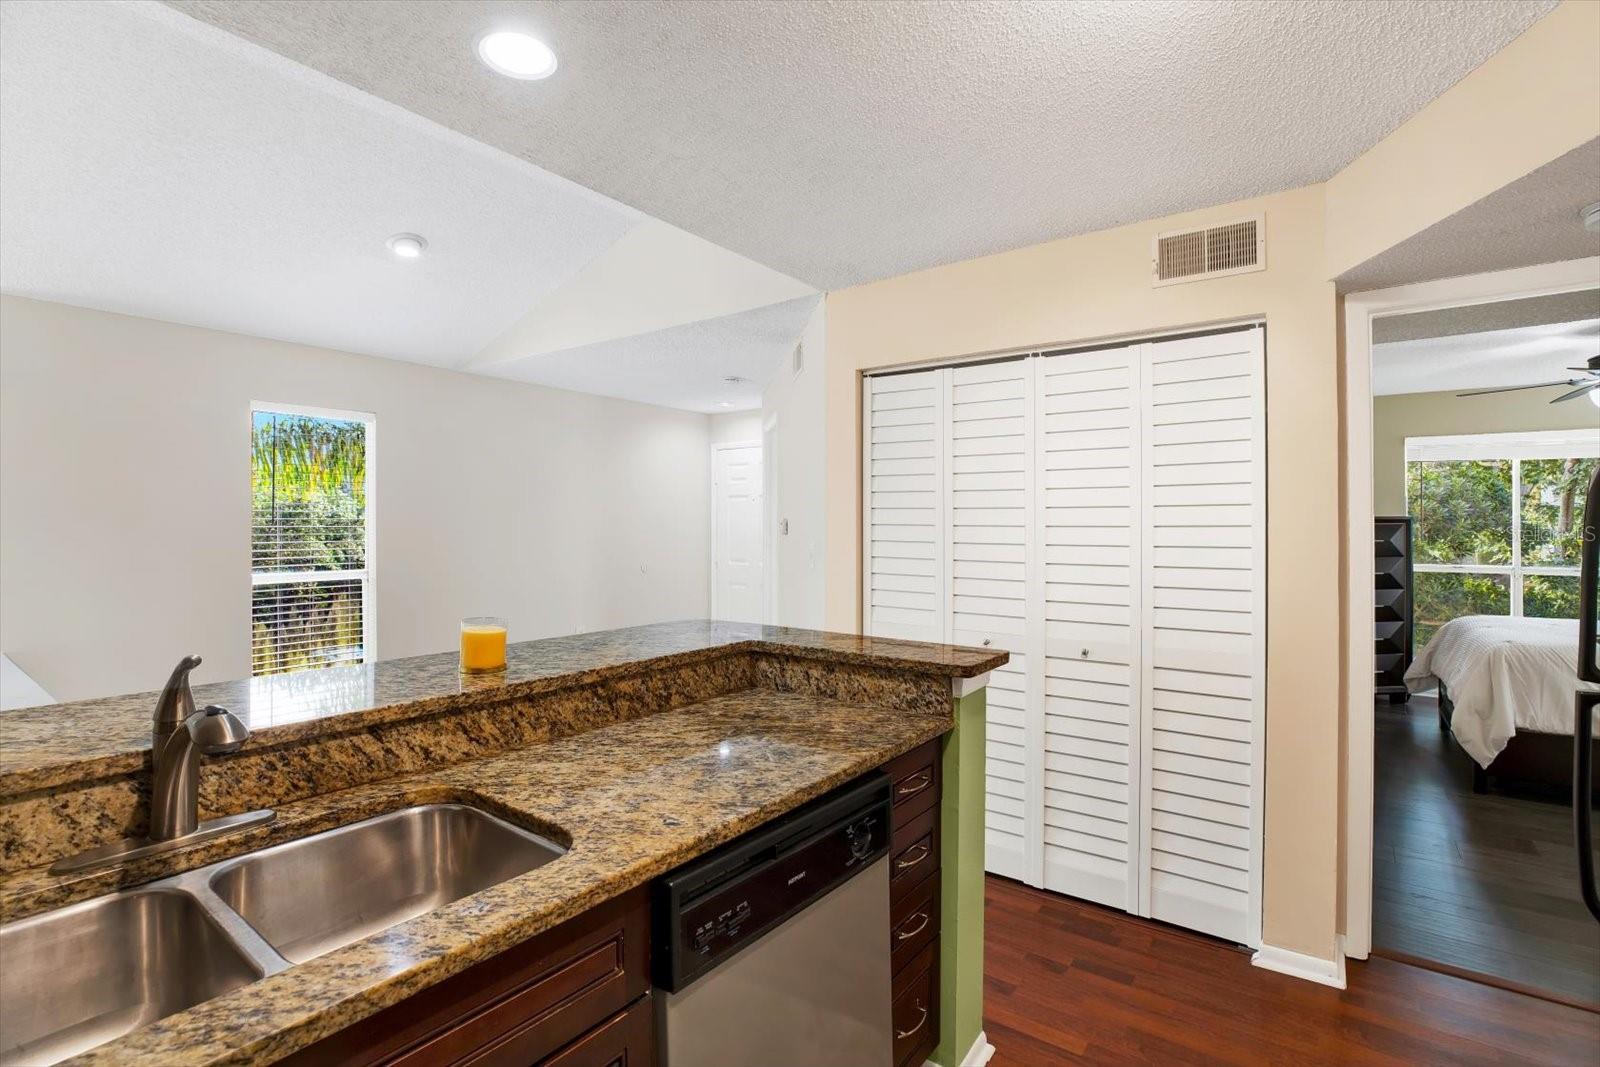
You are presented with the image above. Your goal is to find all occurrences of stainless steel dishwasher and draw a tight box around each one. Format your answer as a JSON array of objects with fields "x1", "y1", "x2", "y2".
[{"x1": 652, "y1": 773, "x2": 893, "y2": 1067}]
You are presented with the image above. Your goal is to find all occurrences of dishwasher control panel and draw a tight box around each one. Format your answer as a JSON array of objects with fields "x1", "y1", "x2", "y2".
[{"x1": 652, "y1": 773, "x2": 892, "y2": 991}]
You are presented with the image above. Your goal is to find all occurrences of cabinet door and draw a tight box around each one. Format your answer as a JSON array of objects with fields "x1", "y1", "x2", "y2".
[
  {"x1": 1138, "y1": 329, "x2": 1264, "y2": 947},
  {"x1": 864, "y1": 370, "x2": 947, "y2": 643},
  {"x1": 948, "y1": 358, "x2": 1035, "y2": 883},
  {"x1": 534, "y1": 996, "x2": 654, "y2": 1067},
  {"x1": 1036, "y1": 346, "x2": 1142, "y2": 911}
]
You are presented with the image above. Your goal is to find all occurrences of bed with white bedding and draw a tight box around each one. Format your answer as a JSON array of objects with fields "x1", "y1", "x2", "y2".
[{"x1": 1405, "y1": 615, "x2": 1599, "y2": 793}]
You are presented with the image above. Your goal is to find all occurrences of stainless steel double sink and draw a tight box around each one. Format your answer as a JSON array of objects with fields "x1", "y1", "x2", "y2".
[{"x1": 0, "y1": 804, "x2": 566, "y2": 1066}]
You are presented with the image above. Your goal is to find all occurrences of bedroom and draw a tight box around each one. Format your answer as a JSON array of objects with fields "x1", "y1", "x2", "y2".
[{"x1": 1366, "y1": 280, "x2": 1599, "y2": 1007}]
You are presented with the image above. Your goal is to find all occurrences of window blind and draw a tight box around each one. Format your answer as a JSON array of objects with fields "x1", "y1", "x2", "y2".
[{"x1": 250, "y1": 408, "x2": 371, "y2": 676}]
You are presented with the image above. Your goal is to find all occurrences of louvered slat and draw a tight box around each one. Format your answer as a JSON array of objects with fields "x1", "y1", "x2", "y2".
[
  {"x1": 1139, "y1": 329, "x2": 1263, "y2": 945},
  {"x1": 1038, "y1": 345, "x2": 1140, "y2": 911},
  {"x1": 864, "y1": 371, "x2": 945, "y2": 643},
  {"x1": 949, "y1": 359, "x2": 1033, "y2": 883}
]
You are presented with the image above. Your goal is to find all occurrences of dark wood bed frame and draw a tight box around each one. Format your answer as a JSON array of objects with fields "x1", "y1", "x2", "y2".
[{"x1": 1438, "y1": 680, "x2": 1600, "y2": 801}]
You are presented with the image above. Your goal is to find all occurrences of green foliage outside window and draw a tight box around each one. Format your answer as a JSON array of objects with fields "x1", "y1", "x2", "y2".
[
  {"x1": 251, "y1": 412, "x2": 368, "y2": 676},
  {"x1": 1406, "y1": 453, "x2": 1595, "y2": 651}
]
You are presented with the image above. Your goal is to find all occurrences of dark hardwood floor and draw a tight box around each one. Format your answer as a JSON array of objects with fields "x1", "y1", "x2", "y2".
[
  {"x1": 1372, "y1": 694, "x2": 1599, "y2": 1005},
  {"x1": 985, "y1": 875, "x2": 1600, "y2": 1066}
]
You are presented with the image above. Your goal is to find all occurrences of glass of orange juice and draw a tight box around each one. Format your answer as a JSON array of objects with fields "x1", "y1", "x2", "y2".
[{"x1": 459, "y1": 617, "x2": 508, "y2": 673}]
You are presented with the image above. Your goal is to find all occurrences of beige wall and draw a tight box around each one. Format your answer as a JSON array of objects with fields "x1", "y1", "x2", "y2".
[
  {"x1": 1373, "y1": 389, "x2": 1600, "y2": 514},
  {"x1": 1325, "y1": 0, "x2": 1600, "y2": 279},
  {"x1": 825, "y1": 183, "x2": 1342, "y2": 959},
  {"x1": 0, "y1": 296, "x2": 713, "y2": 703}
]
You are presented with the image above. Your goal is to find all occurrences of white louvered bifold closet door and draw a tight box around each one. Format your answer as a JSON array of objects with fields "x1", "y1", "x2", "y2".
[
  {"x1": 860, "y1": 326, "x2": 1264, "y2": 948},
  {"x1": 1035, "y1": 346, "x2": 1141, "y2": 911},
  {"x1": 947, "y1": 359, "x2": 1035, "y2": 884},
  {"x1": 1138, "y1": 329, "x2": 1265, "y2": 946},
  {"x1": 863, "y1": 370, "x2": 947, "y2": 643}
]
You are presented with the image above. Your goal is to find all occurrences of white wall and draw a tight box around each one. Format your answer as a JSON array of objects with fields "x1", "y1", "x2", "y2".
[
  {"x1": 707, "y1": 410, "x2": 762, "y2": 445},
  {"x1": 0, "y1": 295, "x2": 713, "y2": 702},
  {"x1": 761, "y1": 302, "x2": 827, "y2": 629},
  {"x1": 472, "y1": 218, "x2": 815, "y2": 368}
]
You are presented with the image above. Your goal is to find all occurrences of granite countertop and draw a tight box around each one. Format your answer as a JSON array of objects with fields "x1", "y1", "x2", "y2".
[
  {"x1": 0, "y1": 620, "x2": 1003, "y2": 794},
  {"x1": 29, "y1": 686, "x2": 951, "y2": 1066}
]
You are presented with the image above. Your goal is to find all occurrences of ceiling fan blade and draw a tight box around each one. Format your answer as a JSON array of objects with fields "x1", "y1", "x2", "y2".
[
  {"x1": 1456, "y1": 380, "x2": 1581, "y2": 398},
  {"x1": 1551, "y1": 381, "x2": 1600, "y2": 403}
]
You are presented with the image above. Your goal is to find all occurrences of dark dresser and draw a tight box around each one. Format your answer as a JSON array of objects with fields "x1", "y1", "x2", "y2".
[{"x1": 1374, "y1": 515, "x2": 1414, "y2": 704}]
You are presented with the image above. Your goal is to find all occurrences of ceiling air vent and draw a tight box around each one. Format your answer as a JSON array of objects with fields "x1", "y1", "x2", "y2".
[{"x1": 1152, "y1": 214, "x2": 1265, "y2": 287}]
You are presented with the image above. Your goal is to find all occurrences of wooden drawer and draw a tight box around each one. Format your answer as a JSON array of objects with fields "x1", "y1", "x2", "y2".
[
  {"x1": 282, "y1": 887, "x2": 650, "y2": 1067},
  {"x1": 533, "y1": 995, "x2": 654, "y2": 1067},
  {"x1": 890, "y1": 870, "x2": 939, "y2": 977},
  {"x1": 891, "y1": 942, "x2": 938, "y2": 1067},
  {"x1": 883, "y1": 740, "x2": 940, "y2": 828},
  {"x1": 889, "y1": 804, "x2": 939, "y2": 903}
]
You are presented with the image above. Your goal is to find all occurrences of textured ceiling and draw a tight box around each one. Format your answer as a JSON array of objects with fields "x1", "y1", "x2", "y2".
[
  {"x1": 490, "y1": 296, "x2": 820, "y2": 413},
  {"x1": 165, "y1": 0, "x2": 1557, "y2": 289},
  {"x1": 1374, "y1": 290, "x2": 1600, "y2": 344},
  {"x1": 1372, "y1": 319, "x2": 1600, "y2": 396},
  {"x1": 1340, "y1": 139, "x2": 1600, "y2": 293},
  {"x1": 0, "y1": 0, "x2": 637, "y2": 367}
]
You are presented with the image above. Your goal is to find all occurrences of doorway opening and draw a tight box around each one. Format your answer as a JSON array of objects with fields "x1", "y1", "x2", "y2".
[{"x1": 1344, "y1": 259, "x2": 1600, "y2": 1008}]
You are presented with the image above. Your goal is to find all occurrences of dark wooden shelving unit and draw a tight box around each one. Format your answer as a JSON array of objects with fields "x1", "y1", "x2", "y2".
[{"x1": 1374, "y1": 515, "x2": 1414, "y2": 704}]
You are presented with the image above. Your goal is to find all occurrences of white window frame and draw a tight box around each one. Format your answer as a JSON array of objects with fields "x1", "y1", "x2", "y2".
[
  {"x1": 1404, "y1": 428, "x2": 1598, "y2": 617},
  {"x1": 250, "y1": 401, "x2": 377, "y2": 672}
]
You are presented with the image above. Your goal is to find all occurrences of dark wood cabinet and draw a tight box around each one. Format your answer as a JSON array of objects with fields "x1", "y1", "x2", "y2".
[
  {"x1": 531, "y1": 997, "x2": 654, "y2": 1067},
  {"x1": 883, "y1": 739, "x2": 942, "y2": 1067},
  {"x1": 1375, "y1": 516, "x2": 1414, "y2": 703},
  {"x1": 282, "y1": 887, "x2": 653, "y2": 1067}
]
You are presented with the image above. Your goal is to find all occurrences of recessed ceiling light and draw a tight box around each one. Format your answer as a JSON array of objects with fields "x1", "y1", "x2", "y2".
[
  {"x1": 386, "y1": 233, "x2": 427, "y2": 259},
  {"x1": 717, "y1": 401, "x2": 734, "y2": 408},
  {"x1": 477, "y1": 30, "x2": 558, "y2": 80}
]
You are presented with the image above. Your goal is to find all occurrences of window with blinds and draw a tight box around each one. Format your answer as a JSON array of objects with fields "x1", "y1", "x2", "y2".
[{"x1": 250, "y1": 405, "x2": 373, "y2": 676}]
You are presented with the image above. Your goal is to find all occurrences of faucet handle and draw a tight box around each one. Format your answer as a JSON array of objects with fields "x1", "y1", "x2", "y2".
[
  {"x1": 187, "y1": 704, "x2": 250, "y2": 754},
  {"x1": 153, "y1": 654, "x2": 202, "y2": 728}
]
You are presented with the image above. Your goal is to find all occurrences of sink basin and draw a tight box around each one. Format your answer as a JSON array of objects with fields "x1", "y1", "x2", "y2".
[
  {"x1": 0, "y1": 802, "x2": 565, "y2": 1064},
  {"x1": 0, "y1": 889, "x2": 262, "y2": 1067},
  {"x1": 209, "y1": 803, "x2": 565, "y2": 964}
]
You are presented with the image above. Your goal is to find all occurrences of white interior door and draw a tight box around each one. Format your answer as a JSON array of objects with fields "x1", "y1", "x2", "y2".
[
  {"x1": 863, "y1": 371, "x2": 947, "y2": 642},
  {"x1": 1037, "y1": 345, "x2": 1142, "y2": 911},
  {"x1": 1138, "y1": 328, "x2": 1265, "y2": 947},
  {"x1": 713, "y1": 443, "x2": 765, "y2": 623}
]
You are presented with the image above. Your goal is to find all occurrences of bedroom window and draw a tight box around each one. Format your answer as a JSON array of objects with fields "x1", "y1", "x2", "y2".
[
  {"x1": 1405, "y1": 430, "x2": 1598, "y2": 649},
  {"x1": 251, "y1": 404, "x2": 375, "y2": 676}
]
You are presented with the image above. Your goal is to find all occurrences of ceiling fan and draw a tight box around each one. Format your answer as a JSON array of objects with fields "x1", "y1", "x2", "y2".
[{"x1": 1456, "y1": 354, "x2": 1600, "y2": 407}]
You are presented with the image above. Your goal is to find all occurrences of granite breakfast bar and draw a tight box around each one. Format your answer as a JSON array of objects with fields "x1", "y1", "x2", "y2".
[{"x1": 0, "y1": 621, "x2": 1005, "y2": 1067}]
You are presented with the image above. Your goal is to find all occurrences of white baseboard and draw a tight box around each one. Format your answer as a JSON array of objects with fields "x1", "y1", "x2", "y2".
[
  {"x1": 925, "y1": 1030, "x2": 995, "y2": 1067},
  {"x1": 961, "y1": 1031, "x2": 996, "y2": 1067},
  {"x1": 1251, "y1": 939, "x2": 1347, "y2": 989}
]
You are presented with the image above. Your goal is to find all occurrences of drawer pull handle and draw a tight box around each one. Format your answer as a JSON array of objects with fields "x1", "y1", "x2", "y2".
[
  {"x1": 896, "y1": 1002, "x2": 928, "y2": 1040},
  {"x1": 895, "y1": 911, "x2": 930, "y2": 940},
  {"x1": 895, "y1": 843, "x2": 930, "y2": 872},
  {"x1": 895, "y1": 771, "x2": 932, "y2": 798}
]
